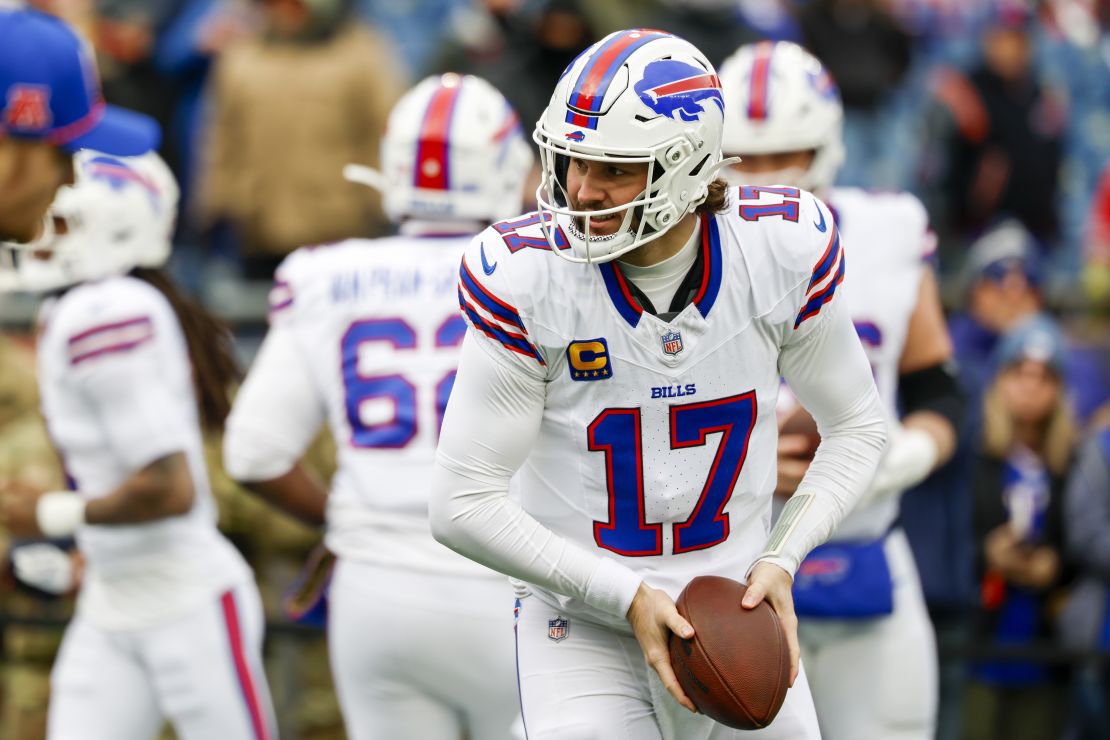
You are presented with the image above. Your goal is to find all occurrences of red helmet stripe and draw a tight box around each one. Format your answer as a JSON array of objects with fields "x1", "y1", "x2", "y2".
[
  {"x1": 414, "y1": 82, "x2": 462, "y2": 191},
  {"x1": 747, "y1": 42, "x2": 775, "y2": 121}
]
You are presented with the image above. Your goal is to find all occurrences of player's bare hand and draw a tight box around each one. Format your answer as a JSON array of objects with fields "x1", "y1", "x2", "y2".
[
  {"x1": 0, "y1": 479, "x2": 46, "y2": 538},
  {"x1": 742, "y1": 561, "x2": 799, "y2": 687},
  {"x1": 626, "y1": 581, "x2": 698, "y2": 713},
  {"x1": 775, "y1": 434, "x2": 812, "y2": 498}
]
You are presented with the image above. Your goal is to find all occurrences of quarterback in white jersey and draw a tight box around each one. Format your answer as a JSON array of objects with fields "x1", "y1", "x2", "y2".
[
  {"x1": 0, "y1": 152, "x2": 275, "y2": 740},
  {"x1": 222, "y1": 74, "x2": 534, "y2": 740},
  {"x1": 431, "y1": 30, "x2": 888, "y2": 739},
  {"x1": 719, "y1": 41, "x2": 962, "y2": 740}
]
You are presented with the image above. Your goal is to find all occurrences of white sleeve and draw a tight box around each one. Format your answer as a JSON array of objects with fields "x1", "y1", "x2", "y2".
[
  {"x1": 223, "y1": 324, "x2": 327, "y2": 481},
  {"x1": 431, "y1": 332, "x2": 643, "y2": 620},
  {"x1": 760, "y1": 300, "x2": 888, "y2": 575},
  {"x1": 72, "y1": 321, "x2": 191, "y2": 471}
]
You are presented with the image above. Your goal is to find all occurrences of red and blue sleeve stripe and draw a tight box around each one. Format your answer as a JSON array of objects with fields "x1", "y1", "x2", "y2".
[
  {"x1": 795, "y1": 229, "x2": 846, "y2": 329},
  {"x1": 457, "y1": 260, "x2": 545, "y2": 365},
  {"x1": 806, "y1": 228, "x2": 841, "y2": 293},
  {"x1": 566, "y1": 30, "x2": 671, "y2": 129},
  {"x1": 67, "y1": 315, "x2": 154, "y2": 366}
]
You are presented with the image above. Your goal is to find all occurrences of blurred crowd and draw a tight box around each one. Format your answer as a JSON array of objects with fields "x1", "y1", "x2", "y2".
[
  {"x1": 11, "y1": 0, "x2": 1110, "y2": 297},
  {"x1": 2, "y1": 0, "x2": 1110, "y2": 739}
]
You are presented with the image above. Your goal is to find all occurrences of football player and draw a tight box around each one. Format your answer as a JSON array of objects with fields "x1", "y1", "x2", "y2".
[
  {"x1": 430, "y1": 30, "x2": 888, "y2": 739},
  {"x1": 221, "y1": 74, "x2": 534, "y2": 740},
  {"x1": 0, "y1": 151, "x2": 275, "y2": 740},
  {"x1": 718, "y1": 41, "x2": 961, "y2": 740}
]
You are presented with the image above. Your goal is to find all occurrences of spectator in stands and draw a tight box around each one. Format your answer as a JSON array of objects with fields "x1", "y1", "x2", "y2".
[
  {"x1": 949, "y1": 220, "x2": 1045, "y2": 410},
  {"x1": 797, "y1": 0, "x2": 913, "y2": 187},
  {"x1": 642, "y1": 0, "x2": 764, "y2": 66},
  {"x1": 1058, "y1": 407, "x2": 1110, "y2": 739},
  {"x1": 90, "y1": 0, "x2": 185, "y2": 171},
  {"x1": 196, "y1": 0, "x2": 404, "y2": 279},
  {"x1": 965, "y1": 316, "x2": 1077, "y2": 740},
  {"x1": 155, "y1": 0, "x2": 260, "y2": 210},
  {"x1": 929, "y1": 5, "x2": 1065, "y2": 251},
  {"x1": 902, "y1": 221, "x2": 1044, "y2": 740},
  {"x1": 432, "y1": 0, "x2": 599, "y2": 143}
]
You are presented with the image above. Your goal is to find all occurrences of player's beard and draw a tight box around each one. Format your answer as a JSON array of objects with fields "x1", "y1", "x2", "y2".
[{"x1": 570, "y1": 200, "x2": 640, "y2": 242}]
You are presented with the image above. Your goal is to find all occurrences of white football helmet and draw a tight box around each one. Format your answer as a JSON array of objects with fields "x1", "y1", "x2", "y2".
[
  {"x1": 534, "y1": 29, "x2": 730, "y2": 263},
  {"x1": 718, "y1": 41, "x2": 845, "y2": 191},
  {"x1": 345, "y1": 74, "x2": 533, "y2": 225},
  {"x1": 0, "y1": 150, "x2": 178, "y2": 293}
]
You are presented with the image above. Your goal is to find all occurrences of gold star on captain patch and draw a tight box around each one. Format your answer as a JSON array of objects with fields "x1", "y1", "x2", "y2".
[{"x1": 592, "y1": 370, "x2": 599, "y2": 377}]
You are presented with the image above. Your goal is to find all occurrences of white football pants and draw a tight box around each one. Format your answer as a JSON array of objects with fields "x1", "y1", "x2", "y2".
[
  {"x1": 799, "y1": 528, "x2": 938, "y2": 740},
  {"x1": 48, "y1": 581, "x2": 275, "y2": 740},
  {"x1": 327, "y1": 557, "x2": 521, "y2": 740},
  {"x1": 514, "y1": 593, "x2": 822, "y2": 740}
]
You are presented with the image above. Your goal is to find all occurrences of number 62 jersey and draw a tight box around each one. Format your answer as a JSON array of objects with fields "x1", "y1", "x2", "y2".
[{"x1": 445, "y1": 186, "x2": 882, "y2": 628}]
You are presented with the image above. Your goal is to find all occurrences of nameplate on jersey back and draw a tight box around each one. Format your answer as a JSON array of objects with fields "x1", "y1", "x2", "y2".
[{"x1": 566, "y1": 338, "x2": 612, "y2": 382}]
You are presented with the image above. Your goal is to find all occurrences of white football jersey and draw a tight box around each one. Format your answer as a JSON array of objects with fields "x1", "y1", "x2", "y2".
[
  {"x1": 269, "y1": 236, "x2": 500, "y2": 576},
  {"x1": 825, "y1": 187, "x2": 933, "y2": 540},
  {"x1": 37, "y1": 277, "x2": 251, "y2": 630},
  {"x1": 457, "y1": 186, "x2": 850, "y2": 627}
]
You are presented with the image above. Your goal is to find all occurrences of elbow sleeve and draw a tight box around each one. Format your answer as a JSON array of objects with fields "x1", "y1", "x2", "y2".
[{"x1": 899, "y1": 360, "x2": 963, "y2": 431}]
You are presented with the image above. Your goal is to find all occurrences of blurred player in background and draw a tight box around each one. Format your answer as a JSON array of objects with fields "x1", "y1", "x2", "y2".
[
  {"x1": 0, "y1": 7, "x2": 159, "y2": 243},
  {"x1": 0, "y1": 151, "x2": 276, "y2": 740},
  {"x1": 222, "y1": 73, "x2": 533, "y2": 740},
  {"x1": 719, "y1": 40, "x2": 961, "y2": 740},
  {"x1": 430, "y1": 29, "x2": 887, "y2": 739}
]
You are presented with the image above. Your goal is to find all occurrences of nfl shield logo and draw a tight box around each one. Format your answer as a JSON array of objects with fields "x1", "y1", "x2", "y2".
[
  {"x1": 547, "y1": 617, "x2": 569, "y2": 642},
  {"x1": 661, "y1": 330, "x2": 684, "y2": 356}
]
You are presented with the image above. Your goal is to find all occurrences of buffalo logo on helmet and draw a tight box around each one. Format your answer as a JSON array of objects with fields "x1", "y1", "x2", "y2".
[
  {"x1": 85, "y1": 155, "x2": 162, "y2": 210},
  {"x1": 564, "y1": 130, "x2": 586, "y2": 141},
  {"x1": 634, "y1": 59, "x2": 723, "y2": 123}
]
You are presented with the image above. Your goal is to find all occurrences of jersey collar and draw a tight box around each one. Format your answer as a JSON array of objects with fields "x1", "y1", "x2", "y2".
[{"x1": 598, "y1": 214, "x2": 723, "y2": 328}]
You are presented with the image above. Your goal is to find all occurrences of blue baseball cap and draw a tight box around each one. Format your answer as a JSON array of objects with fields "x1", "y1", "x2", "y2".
[
  {"x1": 0, "y1": 8, "x2": 159, "y2": 156},
  {"x1": 993, "y1": 315, "x2": 1068, "y2": 377},
  {"x1": 964, "y1": 219, "x2": 1042, "y2": 291}
]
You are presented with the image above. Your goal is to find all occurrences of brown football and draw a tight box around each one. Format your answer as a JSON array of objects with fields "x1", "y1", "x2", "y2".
[
  {"x1": 669, "y1": 576, "x2": 791, "y2": 730},
  {"x1": 779, "y1": 405, "x2": 820, "y2": 459}
]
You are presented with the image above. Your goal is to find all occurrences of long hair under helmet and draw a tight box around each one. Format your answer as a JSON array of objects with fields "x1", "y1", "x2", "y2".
[
  {"x1": 717, "y1": 41, "x2": 845, "y2": 192},
  {"x1": 533, "y1": 29, "x2": 731, "y2": 264}
]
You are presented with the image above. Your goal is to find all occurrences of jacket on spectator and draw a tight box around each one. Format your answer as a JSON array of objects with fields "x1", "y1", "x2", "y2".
[
  {"x1": 971, "y1": 448, "x2": 1070, "y2": 684},
  {"x1": 197, "y1": 23, "x2": 402, "y2": 259}
]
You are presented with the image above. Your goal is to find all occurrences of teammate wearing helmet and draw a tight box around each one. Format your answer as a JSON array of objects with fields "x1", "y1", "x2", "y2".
[
  {"x1": 718, "y1": 40, "x2": 961, "y2": 740},
  {"x1": 221, "y1": 74, "x2": 534, "y2": 740},
  {"x1": 0, "y1": 151, "x2": 275, "y2": 740},
  {"x1": 430, "y1": 30, "x2": 888, "y2": 738}
]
